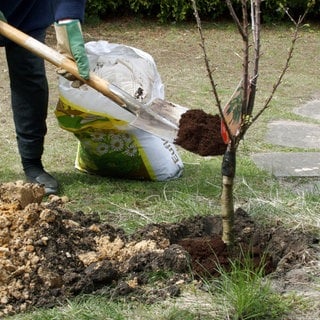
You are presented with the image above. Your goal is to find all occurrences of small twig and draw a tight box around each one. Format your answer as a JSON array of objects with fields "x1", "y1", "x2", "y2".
[{"x1": 107, "y1": 201, "x2": 152, "y2": 222}]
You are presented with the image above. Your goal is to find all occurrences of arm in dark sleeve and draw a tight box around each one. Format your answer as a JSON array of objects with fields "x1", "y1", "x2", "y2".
[{"x1": 54, "y1": 0, "x2": 86, "y2": 22}]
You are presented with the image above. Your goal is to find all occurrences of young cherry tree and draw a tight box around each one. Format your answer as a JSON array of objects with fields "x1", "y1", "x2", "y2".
[{"x1": 191, "y1": 0, "x2": 310, "y2": 245}]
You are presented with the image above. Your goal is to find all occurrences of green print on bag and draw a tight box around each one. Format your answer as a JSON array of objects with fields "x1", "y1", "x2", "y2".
[{"x1": 75, "y1": 130, "x2": 144, "y2": 177}]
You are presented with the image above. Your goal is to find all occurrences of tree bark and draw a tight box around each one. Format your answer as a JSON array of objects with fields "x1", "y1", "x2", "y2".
[{"x1": 221, "y1": 147, "x2": 236, "y2": 245}]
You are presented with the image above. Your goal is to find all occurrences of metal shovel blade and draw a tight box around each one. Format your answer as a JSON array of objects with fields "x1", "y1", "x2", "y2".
[{"x1": 108, "y1": 84, "x2": 188, "y2": 141}]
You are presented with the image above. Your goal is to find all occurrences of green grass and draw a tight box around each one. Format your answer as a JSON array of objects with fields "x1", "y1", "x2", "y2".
[
  {"x1": 1, "y1": 18, "x2": 320, "y2": 320},
  {"x1": 7, "y1": 295, "x2": 212, "y2": 320},
  {"x1": 210, "y1": 253, "x2": 294, "y2": 320}
]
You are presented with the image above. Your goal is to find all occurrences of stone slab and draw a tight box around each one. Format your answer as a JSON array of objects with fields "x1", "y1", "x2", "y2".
[
  {"x1": 266, "y1": 121, "x2": 320, "y2": 149},
  {"x1": 251, "y1": 152, "x2": 320, "y2": 177},
  {"x1": 294, "y1": 99, "x2": 320, "y2": 121}
]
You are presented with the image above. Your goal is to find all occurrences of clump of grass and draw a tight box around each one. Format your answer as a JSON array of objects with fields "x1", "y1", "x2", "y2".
[{"x1": 210, "y1": 252, "x2": 293, "y2": 320}]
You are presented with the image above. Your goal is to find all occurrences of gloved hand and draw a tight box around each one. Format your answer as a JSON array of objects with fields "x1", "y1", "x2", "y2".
[
  {"x1": 0, "y1": 10, "x2": 7, "y2": 22},
  {"x1": 54, "y1": 19, "x2": 90, "y2": 80}
]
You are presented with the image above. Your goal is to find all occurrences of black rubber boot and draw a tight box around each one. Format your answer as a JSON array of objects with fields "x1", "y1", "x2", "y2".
[
  {"x1": 26, "y1": 171, "x2": 59, "y2": 195},
  {"x1": 23, "y1": 159, "x2": 59, "y2": 195}
]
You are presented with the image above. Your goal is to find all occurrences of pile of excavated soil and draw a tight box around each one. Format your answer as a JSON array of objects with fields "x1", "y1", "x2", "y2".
[
  {"x1": 0, "y1": 182, "x2": 319, "y2": 317},
  {"x1": 175, "y1": 109, "x2": 227, "y2": 156}
]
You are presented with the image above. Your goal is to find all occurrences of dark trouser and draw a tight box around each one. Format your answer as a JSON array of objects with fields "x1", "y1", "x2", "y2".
[{"x1": 5, "y1": 29, "x2": 48, "y2": 166}]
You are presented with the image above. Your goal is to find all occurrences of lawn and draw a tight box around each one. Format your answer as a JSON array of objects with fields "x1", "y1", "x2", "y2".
[{"x1": 0, "y1": 17, "x2": 319, "y2": 319}]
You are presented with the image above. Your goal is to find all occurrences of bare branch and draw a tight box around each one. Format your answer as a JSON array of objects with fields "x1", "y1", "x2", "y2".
[
  {"x1": 226, "y1": 0, "x2": 247, "y2": 41},
  {"x1": 246, "y1": 0, "x2": 261, "y2": 116},
  {"x1": 249, "y1": 10, "x2": 307, "y2": 125},
  {"x1": 241, "y1": 0, "x2": 249, "y2": 116},
  {"x1": 191, "y1": 0, "x2": 231, "y2": 135}
]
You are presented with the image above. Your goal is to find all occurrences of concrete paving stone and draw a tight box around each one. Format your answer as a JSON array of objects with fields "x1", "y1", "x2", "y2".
[
  {"x1": 251, "y1": 152, "x2": 320, "y2": 177},
  {"x1": 251, "y1": 97, "x2": 320, "y2": 192},
  {"x1": 266, "y1": 120, "x2": 320, "y2": 149},
  {"x1": 294, "y1": 99, "x2": 320, "y2": 121}
]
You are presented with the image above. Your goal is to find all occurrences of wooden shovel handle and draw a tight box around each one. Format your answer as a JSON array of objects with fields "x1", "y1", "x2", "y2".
[{"x1": 0, "y1": 20, "x2": 126, "y2": 107}]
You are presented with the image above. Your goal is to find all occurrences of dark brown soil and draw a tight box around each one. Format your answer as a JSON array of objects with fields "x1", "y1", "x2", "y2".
[
  {"x1": 175, "y1": 109, "x2": 227, "y2": 156},
  {"x1": 0, "y1": 182, "x2": 319, "y2": 317}
]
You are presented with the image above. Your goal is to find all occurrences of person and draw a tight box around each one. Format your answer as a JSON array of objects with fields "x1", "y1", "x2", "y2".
[{"x1": 0, "y1": 1, "x2": 90, "y2": 195}]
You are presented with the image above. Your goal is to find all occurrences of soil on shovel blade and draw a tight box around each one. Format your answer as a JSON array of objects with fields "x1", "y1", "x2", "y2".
[
  {"x1": 175, "y1": 109, "x2": 227, "y2": 156},
  {"x1": 0, "y1": 182, "x2": 319, "y2": 317}
]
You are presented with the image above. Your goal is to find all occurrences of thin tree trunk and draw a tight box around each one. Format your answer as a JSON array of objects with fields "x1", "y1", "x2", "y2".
[
  {"x1": 221, "y1": 146, "x2": 236, "y2": 245},
  {"x1": 221, "y1": 175, "x2": 234, "y2": 245}
]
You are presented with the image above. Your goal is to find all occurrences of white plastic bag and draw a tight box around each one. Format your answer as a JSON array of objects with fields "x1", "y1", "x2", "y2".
[{"x1": 55, "y1": 41, "x2": 183, "y2": 181}]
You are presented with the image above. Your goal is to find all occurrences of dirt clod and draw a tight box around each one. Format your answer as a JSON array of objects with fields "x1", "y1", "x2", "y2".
[
  {"x1": 0, "y1": 182, "x2": 319, "y2": 317},
  {"x1": 175, "y1": 109, "x2": 227, "y2": 156}
]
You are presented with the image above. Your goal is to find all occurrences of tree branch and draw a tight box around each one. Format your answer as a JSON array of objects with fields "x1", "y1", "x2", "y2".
[
  {"x1": 249, "y1": 10, "x2": 307, "y2": 126},
  {"x1": 246, "y1": 0, "x2": 261, "y2": 116},
  {"x1": 241, "y1": 0, "x2": 250, "y2": 117},
  {"x1": 226, "y1": 0, "x2": 247, "y2": 41},
  {"x1": 191, "y1": 0, "x2": 231, "y2": 137}
]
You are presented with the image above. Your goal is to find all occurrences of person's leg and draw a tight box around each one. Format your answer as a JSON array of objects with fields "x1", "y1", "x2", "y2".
[{"x1": 5, "y1": 29, "x2": 58, "y2": 194}]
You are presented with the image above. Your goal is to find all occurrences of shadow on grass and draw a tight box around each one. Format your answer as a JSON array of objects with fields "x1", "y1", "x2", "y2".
[{"x1": 52, "y1": 158, "x2": 223, "y2": 199}]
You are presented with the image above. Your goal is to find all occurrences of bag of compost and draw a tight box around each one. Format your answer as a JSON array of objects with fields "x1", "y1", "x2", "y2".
[{"x1": 55, "y1": 41, "x2": 183, "y2": 181}]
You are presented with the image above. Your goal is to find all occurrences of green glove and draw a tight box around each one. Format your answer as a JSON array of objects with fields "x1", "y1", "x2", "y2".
[
  {"x1": 0, "y1": 10, "x2": 7, "y2": 22},
  {"x1": 54, "y1": 20, "x2": 90, "y2": 80}
]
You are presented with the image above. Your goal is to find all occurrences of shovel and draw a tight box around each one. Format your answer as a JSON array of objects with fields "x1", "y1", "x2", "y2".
[{"x1": 0, "y1": 20, "x2": 187, "y2": 142}]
